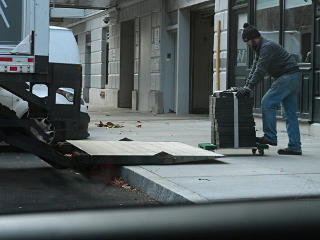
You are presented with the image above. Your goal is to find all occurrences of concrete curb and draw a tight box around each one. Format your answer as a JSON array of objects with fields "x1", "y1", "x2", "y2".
[{"x1": 121, "y1": 166, "x2": 207, "y2": 204}]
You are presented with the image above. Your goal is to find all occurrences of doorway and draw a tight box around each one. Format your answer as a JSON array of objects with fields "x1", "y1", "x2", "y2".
[
  {"x1": 190, "y1": 10, "x2": 214, "y2": 114},
  {"x1": 119, "y1": 20, "x2": 135, "y2": 108}
]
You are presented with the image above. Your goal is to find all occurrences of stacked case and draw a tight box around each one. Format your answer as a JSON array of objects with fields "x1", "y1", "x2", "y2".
[{"x1": 210, "y1": 91, "x2": 256, "y2": 148}]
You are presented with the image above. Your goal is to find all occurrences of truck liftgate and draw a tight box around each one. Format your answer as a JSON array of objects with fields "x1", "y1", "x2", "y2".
[
  {"x1": 0, "y1": 97, "x2": 222, "y2": 169},
  {"x1": 0, "y1": 122, "x2": 223, "y2": 170},
  {"x1": 0, "y1": 93, "x2": 222, "y2": 169},
  {"x1": 0, "y1": 0, "x2": 80, "y2": 169}
]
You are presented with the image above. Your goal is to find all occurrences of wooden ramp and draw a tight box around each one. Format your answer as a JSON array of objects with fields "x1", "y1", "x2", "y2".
[{"x1": 67, "y1": 141, "x2": 224, "y2": 165}]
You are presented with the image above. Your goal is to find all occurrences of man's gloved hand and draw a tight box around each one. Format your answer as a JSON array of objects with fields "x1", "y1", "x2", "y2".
[{"x1": 236, "y1": 86, "x2": 251, "y2": 98}]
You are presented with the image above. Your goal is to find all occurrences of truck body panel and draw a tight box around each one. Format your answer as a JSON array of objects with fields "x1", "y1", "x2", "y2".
[
  {"x1": 0, "y1": 0, "x2": 89, "y2": 146},
  {"x1": 49, "y1": 27, "x2": 80, "y2": 64}
]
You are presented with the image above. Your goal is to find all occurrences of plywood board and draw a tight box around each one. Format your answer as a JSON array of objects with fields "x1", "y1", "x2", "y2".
[{"x1": 67, "y1": 141, "x2": 223, "y2": 158}]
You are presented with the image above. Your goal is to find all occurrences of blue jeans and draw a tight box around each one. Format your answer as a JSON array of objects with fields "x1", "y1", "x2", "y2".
[{"x1": 261, "y1": 72, "x2": 302, "y2": 152}]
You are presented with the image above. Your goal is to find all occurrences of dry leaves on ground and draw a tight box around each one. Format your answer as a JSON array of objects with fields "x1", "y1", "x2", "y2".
[
  {"x1": 96, "y1": 121, "x2": 124, "y2": 128},
  {"x1": 111, "y1": 177, "x2": 137, "y2": 191}
]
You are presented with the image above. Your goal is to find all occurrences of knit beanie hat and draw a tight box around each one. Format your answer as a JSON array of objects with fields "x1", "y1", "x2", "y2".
[{"x1": 242, "y1": 23, "x2": 261, "y2": 42}]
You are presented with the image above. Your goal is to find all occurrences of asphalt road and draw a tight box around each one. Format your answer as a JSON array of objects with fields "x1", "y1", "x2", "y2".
[{"x1": 0, "y1": 150, "x2": 158, "y2": 215}]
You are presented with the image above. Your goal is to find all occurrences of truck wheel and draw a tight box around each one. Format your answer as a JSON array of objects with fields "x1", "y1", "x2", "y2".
[
  {"x1": 22, "y1": 114, "x2": 56, "y2": 144},
  {"x1": 31, "y1": 118, "x2": 56, "y2": 144}
]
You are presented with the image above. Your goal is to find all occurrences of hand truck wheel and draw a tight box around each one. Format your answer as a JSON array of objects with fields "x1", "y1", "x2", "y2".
[
  {"x1": 252, "y1": 149, "x2": 257, "y2": 155},
  {"x1": 258, "y1": 149, "x2": 264, "y2": 156}
]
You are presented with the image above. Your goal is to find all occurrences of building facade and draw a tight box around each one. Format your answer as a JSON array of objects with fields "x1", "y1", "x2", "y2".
[
  {"x1": 53, "y1": 0, "x2": 223, "y2": 115},
  {"x1": 52, "y1": 0, "x2": 320, "y2": 124}
]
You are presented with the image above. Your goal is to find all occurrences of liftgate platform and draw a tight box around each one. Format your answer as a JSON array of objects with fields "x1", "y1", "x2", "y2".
[
  {"x1": 0, "y1": 126, "x2": 223, "y2": 170},
  {"x1": 66, "y1": 140, "x2": 224, "y2": 166}
]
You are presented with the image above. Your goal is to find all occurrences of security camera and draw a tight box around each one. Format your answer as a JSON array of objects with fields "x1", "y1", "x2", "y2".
[
  {"x1": 103, "y1": 7, "x2": 119, "y2": 25},
  {"x1": 103, "y1": 16, "x2": 110, "y2": 24}
]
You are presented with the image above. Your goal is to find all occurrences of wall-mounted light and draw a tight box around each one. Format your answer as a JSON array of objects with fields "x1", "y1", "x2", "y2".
[{"x1": 166, "y1": 53, "x2": 171, "y2": 62}]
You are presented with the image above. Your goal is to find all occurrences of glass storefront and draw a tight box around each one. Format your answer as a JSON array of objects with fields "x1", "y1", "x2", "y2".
[
  {"x1": 254, "y1": 0, "x2": 312, "y2": 63},
  {"x1": 254, "y1": 0, "x2": 315, "y2": 120},
  {"x1": 229, "y1": 0, "x2": 318, "y2": 121}
]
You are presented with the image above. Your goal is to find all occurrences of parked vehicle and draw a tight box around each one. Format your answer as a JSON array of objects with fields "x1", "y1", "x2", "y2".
[
  {"x1": 0, "y1": 26, "x2": 89, "y2": 142},
  {"x1": 0, "y1": 1, "x2": 89, "y2": 146}
]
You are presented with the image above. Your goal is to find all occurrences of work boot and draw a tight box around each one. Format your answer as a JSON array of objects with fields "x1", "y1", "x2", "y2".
[
  {"x1": 278, "y1": 148, "x2": 302, "y2": 155},
  {"x1": 256, "y1": 136, "x2": 277, "y2": 146}
]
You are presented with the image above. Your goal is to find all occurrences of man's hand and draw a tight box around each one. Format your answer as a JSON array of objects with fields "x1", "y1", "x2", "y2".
[{"x1": 236, "y1": 86, "x2": 251, "y2": 98}]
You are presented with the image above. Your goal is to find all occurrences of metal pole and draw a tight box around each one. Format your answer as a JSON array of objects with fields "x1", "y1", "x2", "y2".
[{"x1": 216, "y1": 20, "x2": 221, "y2": 90}]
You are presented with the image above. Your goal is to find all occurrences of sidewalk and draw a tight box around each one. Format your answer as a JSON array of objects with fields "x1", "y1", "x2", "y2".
[{"x1": 88, "y1": 108, "x2": 320, "y2": 204}]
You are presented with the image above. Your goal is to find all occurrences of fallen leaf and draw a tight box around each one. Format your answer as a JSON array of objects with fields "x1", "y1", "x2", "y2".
[
  {"x1": 122, "y1": 183, "x2": 132, "y2": 190},
  {"x1": 111, "y1": 177, "x2": 136, "y2": 191},
  {"x1": 106, "y1": 122, "x2": 114, "y2": 128},
  {"x1": 111, "y1": 177, "x2": 126, "y2": 186},
  {"x1": 96, "y1": 121, "x2": 104, "y2": 127}
]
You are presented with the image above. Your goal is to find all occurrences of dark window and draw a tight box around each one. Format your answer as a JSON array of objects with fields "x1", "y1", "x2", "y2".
[
  {"x1": 85, "y1": 32, "x2": 91, "y2": 82},
  {"x1": 256, "y1": 0, "x2": 280, "y2": 43},
  {"x1": 0, "y1": 0, "x2": 23, "y2": 45},
  {"x1": 284, "y1": 0, "x2": 312, "y2": 63},
  {"x1": 106, "y1": 41, "x2": 109, "y2": 85},
  {"x1": 103, "y1": 27, "x2": 109, "y2": 86},
  {"x1": 237, "y1": 13, "x2": 249, "y2": 66}
]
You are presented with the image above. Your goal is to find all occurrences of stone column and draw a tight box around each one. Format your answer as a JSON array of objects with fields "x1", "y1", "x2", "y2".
[
  {"x1": 77, "y1": 32, "x2": 89, "y2": 102},
  {"x1": 149, "y1": 11, "x2": 163, "y2": 114},
  {"x1": 105, "y1": 23, "x2": 121, "y2": 108}
]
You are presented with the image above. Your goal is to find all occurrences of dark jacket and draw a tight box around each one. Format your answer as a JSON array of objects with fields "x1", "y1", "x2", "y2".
[{"x1": 246, "y1": 37, "x2": 300, "y2": 89}]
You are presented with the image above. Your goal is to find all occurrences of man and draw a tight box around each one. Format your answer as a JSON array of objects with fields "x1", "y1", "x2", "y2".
[{"x1": 236, "y1": 23, "x2": 302, "y2": 155}]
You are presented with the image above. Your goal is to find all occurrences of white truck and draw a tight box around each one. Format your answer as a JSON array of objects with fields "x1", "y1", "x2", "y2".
[{"x1": 0, "y1": 0, "x2": 89, "y2": 145}]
